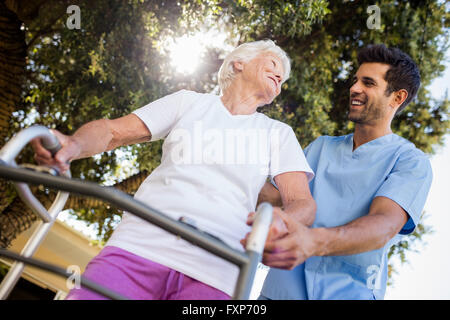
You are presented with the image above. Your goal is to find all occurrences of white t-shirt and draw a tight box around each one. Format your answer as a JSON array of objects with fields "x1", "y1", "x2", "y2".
[{"x1": 106, "y1": 90, "x2": 314, "y2": 296}]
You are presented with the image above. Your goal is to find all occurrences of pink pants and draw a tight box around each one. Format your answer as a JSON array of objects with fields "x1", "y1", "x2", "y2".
[{"x1": 65, "y1": 245, "x2": 230, "y2": 300}]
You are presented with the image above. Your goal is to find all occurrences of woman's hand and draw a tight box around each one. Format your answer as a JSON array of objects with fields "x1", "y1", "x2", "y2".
[{"x1": 30, "y1": 129, "x2": 80, "y2": 173}]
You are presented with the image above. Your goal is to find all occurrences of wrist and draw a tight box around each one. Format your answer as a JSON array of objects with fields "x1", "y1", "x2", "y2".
[
  {"x1": 69, "y1": 135, "x2": 83, "y2": 160},
  {"x1": 310, "y1": 227, "x2": 329, "y2": 257}
]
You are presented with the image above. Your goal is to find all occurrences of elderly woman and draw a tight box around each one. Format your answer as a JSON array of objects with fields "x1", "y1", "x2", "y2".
[{"x1": 32, "y1": 40, "x2": 315, "y2": 300}]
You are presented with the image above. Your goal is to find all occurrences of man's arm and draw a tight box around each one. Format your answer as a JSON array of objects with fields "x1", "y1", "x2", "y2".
[
  {"x1": 311, "y1": 196, "x2": 408, "y2": 256},
  {"x1": 32, "y1": 114, "x2": 151, "y2": 172},
  {"x1": 263, "y1": 196, "x2": 408, "y2": 269}
]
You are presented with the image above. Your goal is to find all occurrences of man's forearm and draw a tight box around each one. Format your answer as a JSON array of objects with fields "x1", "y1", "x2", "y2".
[
  {"x1": 311, "y1": 213, "x2": 397, "y2": 257},
  {"x1": 71, "y1": 119, "x2": 115, "y2": 160}
]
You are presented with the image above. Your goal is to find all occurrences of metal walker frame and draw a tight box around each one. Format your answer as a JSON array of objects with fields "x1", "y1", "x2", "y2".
[{"x1": 0, "y1": 125, "x2": 272, "y2": 300}]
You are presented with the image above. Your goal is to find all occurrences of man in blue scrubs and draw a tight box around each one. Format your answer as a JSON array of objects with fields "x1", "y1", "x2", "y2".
[{"x1": 250, "y1": 44, "x2": 433, "y2": 299}]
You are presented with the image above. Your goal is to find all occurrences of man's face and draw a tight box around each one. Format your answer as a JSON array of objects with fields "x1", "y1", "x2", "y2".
[
  {"x1": 349, "y1": 63, "x2": 393, "y2": 124},
  {"x1": 239, "y1": 52, "x2": 284, "y2": 104}
]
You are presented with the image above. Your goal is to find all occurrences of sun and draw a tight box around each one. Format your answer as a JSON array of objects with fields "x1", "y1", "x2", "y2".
[
  {"x1": 167, "y1": 34, "x2": 204, "y2": 74},
  {"x1": 163, "y1": 29, "x2": 234, "y2": 75}
]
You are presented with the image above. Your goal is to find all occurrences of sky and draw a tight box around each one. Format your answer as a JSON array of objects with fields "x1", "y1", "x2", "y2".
[
  {"x1": 385, "y1": 135, "x2": 450, "y2": 299},
  {"x1": 384, "y1": 51, "x2": 450, "y2": 300}
]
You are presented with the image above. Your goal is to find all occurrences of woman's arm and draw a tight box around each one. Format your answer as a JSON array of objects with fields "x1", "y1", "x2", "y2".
[
  {"x1": 32, "y1": 114, "x2": 151, "y2": 172},
  {"x1": 274, "y1": 171, "x2": 316, "y2": 227},
  {"x1": 242, "y1": 171, "x2": 316, "y2": 249},
  {"x1": 257, "y1": 181, "x2": 283, "y2": 207}
]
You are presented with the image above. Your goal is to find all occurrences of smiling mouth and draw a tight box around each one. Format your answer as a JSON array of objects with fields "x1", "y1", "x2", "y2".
[
  {"x1": 350, "y1": 99, "x2": 366, "y2": 108},
  {"x1": 268, "y1": 77, "x2": 278, "y2": 89}
]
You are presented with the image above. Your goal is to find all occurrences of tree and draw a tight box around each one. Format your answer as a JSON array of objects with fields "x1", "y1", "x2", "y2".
[
  {"x1": 0, "y1": 0, "x2": 448, "y2": 284},
  {"x1": 0, "y1": 0, "x2": 73, "y2": 248},
  {"x1": 1, "y1": 0, "x2": 218, "y2": 245}
]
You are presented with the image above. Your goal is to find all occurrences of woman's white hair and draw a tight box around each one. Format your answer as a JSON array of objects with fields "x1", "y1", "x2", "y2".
[{"x1": 218, "y1": 39, "x2": 291, "y2": 92}]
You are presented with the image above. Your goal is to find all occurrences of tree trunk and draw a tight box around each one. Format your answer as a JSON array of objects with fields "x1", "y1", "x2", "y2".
[
  {"x1": 0, "y1": 0, "x2": 26, "y2": 147},
  {"x1": 0, "y1": 0, "x2": 30, "y2": 247}
]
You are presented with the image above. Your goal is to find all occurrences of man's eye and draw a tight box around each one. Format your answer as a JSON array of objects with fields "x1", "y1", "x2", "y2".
[{"x1": 272, "y1": 60, "x2": 276, "y2": 67}]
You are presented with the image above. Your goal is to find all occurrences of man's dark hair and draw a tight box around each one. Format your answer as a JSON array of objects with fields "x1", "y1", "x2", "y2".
[{"x1": 357, "y1": 44, "x2": 421, "y2": 113}]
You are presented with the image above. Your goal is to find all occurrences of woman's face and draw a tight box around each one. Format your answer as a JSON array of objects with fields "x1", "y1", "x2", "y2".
[{"x1": 238, "y1": 52, "x2": 284, "y2": 104}]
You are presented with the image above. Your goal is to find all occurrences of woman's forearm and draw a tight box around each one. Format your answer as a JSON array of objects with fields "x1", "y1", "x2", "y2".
[
  {"x1": 283, "y1": 198, "x2": 316, "y2": 227},
  {"x1": 257, "y1": 181, "x2": 283, "y2": 207},
  {"x1": 71, "y1": 119, "x2": 115, "y2": 160}
]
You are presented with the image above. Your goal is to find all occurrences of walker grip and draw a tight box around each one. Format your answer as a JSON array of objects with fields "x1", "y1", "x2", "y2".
[
  {"x1": 40, "y1": 131, "x2": 62, "y2": 157},
  {"x1": 246, "y1": 202, "x2": 273, "y2": 254}
]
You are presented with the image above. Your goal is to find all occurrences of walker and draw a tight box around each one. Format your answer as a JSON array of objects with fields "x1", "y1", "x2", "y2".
[{"x1": 0, "y1": 125, "x2": 272, "y2": 300}]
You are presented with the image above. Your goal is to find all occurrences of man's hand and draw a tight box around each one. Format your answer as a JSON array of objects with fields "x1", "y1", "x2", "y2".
[
  {"x1": 240, "y1": 207, "x2": 289, "y2": 249},
  {"x1": 241, "y1": 207, "x2": 317, "y2": 270},
  {"x1": 31, "y1": 129, "x2": 80, "y2": 173},
  {"x1": 262, "y1": 216, "x2": 316, "y2": 270}
]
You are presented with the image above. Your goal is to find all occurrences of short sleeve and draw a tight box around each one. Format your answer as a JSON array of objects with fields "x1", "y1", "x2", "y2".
[
  {"x1": 302, "y1": 136, "x2": 325, "y2": 160},
  {"x1": 374, "y1": 149, "x2": 433, "y2": 235},
  {"x1": 132, "y1": 90, "x2": 194, "y2": 141},
  {"x1": 303, "y1": 140, "x2": 314, "y2": 157},
  {"x1": 269, "y1": 125, "x2": 314, "y2": 183}
]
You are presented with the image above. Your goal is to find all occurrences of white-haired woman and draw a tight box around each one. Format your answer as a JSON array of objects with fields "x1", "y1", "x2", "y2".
[{"x1": 32, "y1": 40, "x2": 316, "y2": 300}]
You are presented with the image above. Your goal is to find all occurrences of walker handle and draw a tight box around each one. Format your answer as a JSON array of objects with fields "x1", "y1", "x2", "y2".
[
  {"x1": 40, "y1": 130, "x2": 62, "y2": 157},
  {"x1": 0, "y1": 125, "x2": 70, "y2": 299},
  {"x1": 246, "y1": 202, "x2": 273, "y2": 254},
  {"x1": 233, "y1": 202, "x2": 273, "y2": 299},
  {"x1": 0, "y1": 125, "x2": 70, "y2": 223},
  {"x1": 0, "y1": 125, "x2": 62, "y2": 163}
]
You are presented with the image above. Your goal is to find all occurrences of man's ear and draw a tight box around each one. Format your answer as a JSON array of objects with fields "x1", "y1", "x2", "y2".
[{"x1": 390, "y1": 89, "x2": 408, "y2": 110}]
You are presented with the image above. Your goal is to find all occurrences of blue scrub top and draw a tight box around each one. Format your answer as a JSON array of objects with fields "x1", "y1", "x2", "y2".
[{"x1": 262, "y1": 133, "x2": 433, "y2": 300}]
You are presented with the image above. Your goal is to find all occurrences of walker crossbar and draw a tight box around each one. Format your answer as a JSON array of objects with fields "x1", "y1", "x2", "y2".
[{"x1": 0, "y1": 125, "x2": 273, "y2": 300}]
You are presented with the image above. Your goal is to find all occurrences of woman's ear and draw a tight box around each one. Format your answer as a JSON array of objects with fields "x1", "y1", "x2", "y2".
[{"x1": 233, "y1": 61, "x2": 244, "y2": 72}]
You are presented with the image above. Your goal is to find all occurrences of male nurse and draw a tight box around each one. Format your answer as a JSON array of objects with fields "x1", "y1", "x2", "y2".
[{"x1": 251, "y1": 44, "x2": 433, "y2": 300}]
